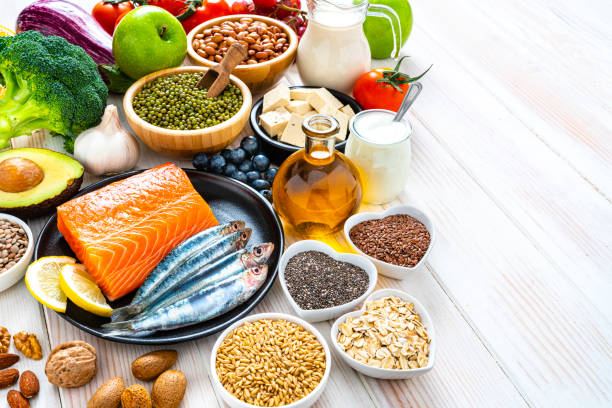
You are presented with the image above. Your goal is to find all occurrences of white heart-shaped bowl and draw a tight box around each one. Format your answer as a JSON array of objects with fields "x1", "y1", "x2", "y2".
[
  {"x1": 279, "y1": 240, "x2": 377, "y2": 323},
  {"x1": 210, "y1": 312, "x2": 331, "y2": 408},
  {"x1": 331, "y1": 288, "x2": 436, "y2": 380},
  {"x1": 344, "y1": 205, "x2": 435, "y2": 280},
  {"x1": 0, "y1": 214, "x2": 34, "y2": 292}
]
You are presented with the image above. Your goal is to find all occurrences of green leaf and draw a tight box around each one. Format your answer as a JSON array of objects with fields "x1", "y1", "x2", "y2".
[{"x1": 98, "y1": 64, "x2": 135, "y2": 94}]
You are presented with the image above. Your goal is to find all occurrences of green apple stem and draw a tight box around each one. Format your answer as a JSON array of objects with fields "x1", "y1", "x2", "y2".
[{"x1": 159, "y1": 24, "x2": 167, "y2": 39}]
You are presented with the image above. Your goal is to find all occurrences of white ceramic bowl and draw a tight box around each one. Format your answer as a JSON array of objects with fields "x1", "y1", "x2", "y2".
[
  {"x1": 210, "y1": 312, "x2": 331, "y2": 408},
  {"x1": 331, "y1": 288, "x2": 436, "y2": 380},
  {"x1": 279, "y1": 240, "x2": 377, "y2": 323},
  {"x1": 0, "y1": 214, "x2": 34, "y2": 292},
  {"x1": 344, "y1": 205, "x2": 435, "y2": 279}
]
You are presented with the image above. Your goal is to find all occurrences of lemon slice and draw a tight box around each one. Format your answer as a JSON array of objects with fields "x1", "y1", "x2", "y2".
[
  {"x1": 60, "y1": 264, "x2": 113, "y2": 317},
  {"x1": 25, "y1": 256, "x2": 75, "y2": 313}
]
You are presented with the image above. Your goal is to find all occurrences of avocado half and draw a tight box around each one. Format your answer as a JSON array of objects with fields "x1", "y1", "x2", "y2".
[{"x1": 0, "y1": 148, "x2": 83, "y2": 219}]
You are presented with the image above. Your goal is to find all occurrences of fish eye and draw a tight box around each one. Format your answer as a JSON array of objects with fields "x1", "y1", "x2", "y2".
[
  {"x1": 241, "y1": 232, "x2": 248, "y2": 240},
  {"x1": 255, "y1": 247, "x2": 262, "y2": 255},
  {"x1": 253, "y1": 267, "x2": 261, "y2": 275},
  {"x1": 233, "y1": 222, "x2": 239, "y2": 230}
]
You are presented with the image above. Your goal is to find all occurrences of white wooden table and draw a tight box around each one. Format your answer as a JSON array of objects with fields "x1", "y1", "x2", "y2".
[{"x1": 2, "y1": 0, "x2": 612, "y2": 407}]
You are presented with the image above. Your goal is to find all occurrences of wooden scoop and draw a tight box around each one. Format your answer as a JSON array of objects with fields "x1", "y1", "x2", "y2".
[{"x1": 196, "y1": 43, "x2": 248, "y2": 98}]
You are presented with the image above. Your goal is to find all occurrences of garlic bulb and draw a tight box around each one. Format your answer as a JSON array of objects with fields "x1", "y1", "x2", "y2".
[{"x1": 74, "y1": 105, "x2": 140, "y2": 176}]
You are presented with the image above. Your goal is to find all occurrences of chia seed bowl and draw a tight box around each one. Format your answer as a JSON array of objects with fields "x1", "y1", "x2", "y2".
[{"x1": 278, "y1": 240, "x2": 377, "y2": 323}]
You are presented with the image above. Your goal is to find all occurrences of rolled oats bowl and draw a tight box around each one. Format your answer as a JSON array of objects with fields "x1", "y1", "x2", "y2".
[
  {"x1": 331, "y1": 288, "x2": 436, "y2": 380},
  {"x1": 210, "y1": 312, "x2": 331, "y2": 408}
]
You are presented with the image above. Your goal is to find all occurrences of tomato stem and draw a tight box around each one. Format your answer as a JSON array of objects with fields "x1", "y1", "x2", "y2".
[
  {"x1": 376, "y1": 56, "x2": 432, "y2": 93},
  {"x1": 175, "y1": 0, "x2": 204, "y2": 21}
]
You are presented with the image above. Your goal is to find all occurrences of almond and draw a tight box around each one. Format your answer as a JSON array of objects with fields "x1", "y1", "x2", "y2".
[
  {"x1": 131, "y1": 350, "x2": 177, "y2": 381},
  {"x1": 0, "y1": 353, "x2": 19, "y2": 369},
  {"x1": 6, "y1": 390, "x2": 29, "y2": 408},
  {"x1": 151, "y1": 370, "x2": 186, "y2": 408},
  {"x1": 19, "y1": 370, "x2": 39, "y2": 398},
  {"x1": 0, "y1": 368, "x2": 19, "y2": 388}
]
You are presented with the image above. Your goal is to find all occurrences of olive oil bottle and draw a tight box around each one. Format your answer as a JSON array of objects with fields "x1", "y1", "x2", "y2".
[{"x1": 272, "y1": 114, "x2": 362, "y2": 237}]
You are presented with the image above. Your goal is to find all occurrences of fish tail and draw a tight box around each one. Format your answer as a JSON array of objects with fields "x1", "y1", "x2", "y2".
[
  {"x1": 101, "y1": 320, "x2": 134, "y2": 334},
  {"x1": 110, "y1": 304, "x2": 144, "y2": 322}
]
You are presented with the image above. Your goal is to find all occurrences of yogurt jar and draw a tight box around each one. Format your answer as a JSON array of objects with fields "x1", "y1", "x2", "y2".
[{"x1": 345, "y1": 109, "x2": 412, "y2": 204}]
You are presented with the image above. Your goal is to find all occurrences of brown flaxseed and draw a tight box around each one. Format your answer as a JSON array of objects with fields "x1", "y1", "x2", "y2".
[
  {"x1": 349, "y1": 214, "x2": 430, "y2": 267},
  {"x1": 0, "y1": 220, "x2": 28, "y2": 274}
]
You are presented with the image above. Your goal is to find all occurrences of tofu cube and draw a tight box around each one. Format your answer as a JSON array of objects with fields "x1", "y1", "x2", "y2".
[
  {"x1": 263, "y1": 83, "x2": 290, "y2": 113},
  {"x1": 340, "y1": 104, "x2": 356, "y2": 118},
  {"x1": 317, "y1": 105, "x2": 338, "y2": 116},
  {"x1": 287, "y1": 100, "x2": 312, "y2": 115},
  {"x1": 290, "y1": 88, "x2": 318, "y2": 101},
  {"x1": 331, "y1": 110, "x2": 350, "y2": 141},
  {"x1": 259, "y1": 109, "x2": 291, "y2": 137},
  {"x1": 307, "y1": 88, "x2": 343, "y2": 112},
  {"x1": 280, "y1": 114, "x2": 306, "y2": 147}
]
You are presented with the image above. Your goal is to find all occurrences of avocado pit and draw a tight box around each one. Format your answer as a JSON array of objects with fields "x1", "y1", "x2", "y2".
[{"x1": 0, "y1": 157, "x2": 44, "y2": 193}]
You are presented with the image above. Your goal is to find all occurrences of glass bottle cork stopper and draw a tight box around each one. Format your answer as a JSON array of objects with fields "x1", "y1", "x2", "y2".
[{"x1": 302, "y1": 114, "x2": 339, "y2": 161}]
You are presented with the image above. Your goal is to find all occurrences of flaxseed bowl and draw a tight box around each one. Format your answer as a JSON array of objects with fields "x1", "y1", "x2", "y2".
[{"x1": 210, "y1": 312, "x2": 331, "y2": 408}]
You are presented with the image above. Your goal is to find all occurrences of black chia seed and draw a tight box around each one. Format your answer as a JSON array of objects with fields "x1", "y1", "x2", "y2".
[{"x1": 284, "y1": 251, "x2": 369, "y2": 310}]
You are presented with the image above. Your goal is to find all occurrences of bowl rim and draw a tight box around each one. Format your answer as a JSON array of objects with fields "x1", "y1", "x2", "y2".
[
  {"x1": 186, "y1": 14, "x2": 299, "y2": 70},
  {"x1": 249, "y1": 85, "x2": 362, "y2": 153},
  {"x1": 0, "y1": 213, "x2": 34, "y2": 290},
  {"x1": 278, "y1": 240, "x2": 377, "y2": 319},
  {"x1": 123, "y1": 66, "x2": 253, "y2": 137},
  {"x1": 343, "y1": 205, "x2": 436, "y2": 273},
  {"x1": 330, "y1": 288, "x2": 436, "y2": 375},
  {"x1": 210, "y1": 312, "x2": 332, "y2": 408}
]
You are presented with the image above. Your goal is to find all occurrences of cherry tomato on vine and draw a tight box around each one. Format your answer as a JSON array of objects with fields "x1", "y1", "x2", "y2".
[
  {"x1": 231, "y1": 0, "x2": 254, "y2": 14},
  {"x1": 353, "y1": 57, "x2": 431, "y2": 111},
  {"x1": 176, "y1": 0, "x2": 232, "y2": 34},
  {"x1": 92, "y1": 0, "x2": 134, "y2": 35},
  {"x1": 253, "y1": 0, "x2": 276, "y2": 10}
]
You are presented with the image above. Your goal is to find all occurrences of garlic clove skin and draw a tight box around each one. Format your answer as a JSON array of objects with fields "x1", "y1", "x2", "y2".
[{"x1": 74, "y1": 105, "x2": 140, "y2": 176}]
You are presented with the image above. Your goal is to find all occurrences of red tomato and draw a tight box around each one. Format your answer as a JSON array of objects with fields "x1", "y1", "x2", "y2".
[
  {"x1": 92, "y1": 0, "x2": 134, "y2": 35},
  {"x1": 231, "y1": 0, "x2": 254, "y2": 14},
  {"x1": 353, "y1": 59, "x2": 431, "y2": 111},
  {"x1": 178, "y1": 0, "x2": 232, "y2": 34},
  {"x1": 253, "y1": 0, "x2": 276, "y2": 9},
  {"x1": 353, "y1": 68, "x2": 407, "y2": 112},
  {"x1": 114, "y1": 9, "x2": 132, "y2": 31}
]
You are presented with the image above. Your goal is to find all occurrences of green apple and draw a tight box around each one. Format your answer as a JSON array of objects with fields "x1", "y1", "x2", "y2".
[
  {"x1": 363, "y1": 0, "x2": 413, "y2": 59},
  {"x1": 113, "y1": 6, "x2": 187, "y2": 80}
]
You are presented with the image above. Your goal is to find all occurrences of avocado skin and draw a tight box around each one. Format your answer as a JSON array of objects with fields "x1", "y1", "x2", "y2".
[{"x1": 0, "y1": 175, "x2": 83, "y2": 219}]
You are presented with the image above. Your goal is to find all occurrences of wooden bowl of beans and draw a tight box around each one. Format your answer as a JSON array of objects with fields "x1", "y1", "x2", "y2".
[
  {"x1": 187, "y1": 15, "x2": 298, "y2": 93},
  {"x1": 123, "y1": 66, "x2": 252, "y2": 158}
]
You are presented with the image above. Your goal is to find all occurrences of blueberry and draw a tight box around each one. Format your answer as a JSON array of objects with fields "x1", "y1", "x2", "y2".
[
  {"x1": 208, "y1": 154, "x2": 226, "y2": 174},
  {"x1": 240, "y1": 136, "x2": 259, "y2": 156},
  {"x1": 263, "y1": 167, "x2": 277, "y2": 182},
  {"x1": 223, "y1": 163, "x2": 237, "y2": 176},
  {"x1": 229, "y1": 148, "x2": 247, "y2": 165},
  {"x1": 251, "y1": 179, "x2": 271, "y2": 190},
  {"x1": 246, "y1": 171, "x2": 260, "y2": 184},
  {"x1": 252, "y1": 154, "x2": 270, "y2": 172},
  {"x1": 238, "y1": 160, "x2": 253, "y2": 173},
  {"x1": 221, "y1": 148, "x2": 232, "y2": 160},
  {"x1": 260, "y1": 189, "x2": 273, "y2": 202},
  {"x1": 231, "y1": 170, "x2": 248, "y2": 183},
  {"x1": 192, "y1": 152, "x2": 209, "y2": 171}
]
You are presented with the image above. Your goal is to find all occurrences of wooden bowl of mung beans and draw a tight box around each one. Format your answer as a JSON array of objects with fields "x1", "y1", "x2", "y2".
[
  {"x1": 187, "y1": 15, "x2": 298, "y2": 93},
  {"x1": 123, "y1": 66, "x2": 252, "y2": 158}
]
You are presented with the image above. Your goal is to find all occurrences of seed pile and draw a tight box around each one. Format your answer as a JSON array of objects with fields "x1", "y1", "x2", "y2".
[
  {"x1": 216, "y1": 319, "x2": 326, "y2": 407},
  {"x1": 350, "y1": 214, "x2": 430, "y2": 267},
  {"x1": 0, "y1": 220, "x2": 28, "y2": 274},
  {"x1": 133, "y1": 72, "x2": 243, "y2": 130},
  {"x1": 193, "y1": 17, "x2": 289, "y2": 65},
  {"x1": 337, "y1": 296, "x2": 430, "y2": 370},
  {"x1": 284, "y1": 251, "x2": 369, "y2": 310}
]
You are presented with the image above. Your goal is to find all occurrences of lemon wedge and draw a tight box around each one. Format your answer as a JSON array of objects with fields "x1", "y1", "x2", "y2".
[
  {"x1": 60, "y1": 264, "x2": 113, "y2": 317},
  {"x1": 25, "y1": 256, "x2": 75, "y2": 313}
]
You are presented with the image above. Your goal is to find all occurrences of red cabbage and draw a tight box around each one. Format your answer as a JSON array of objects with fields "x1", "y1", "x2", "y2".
[{"x1": 16, "y1": 0, "x2": 114, "y2": 65}]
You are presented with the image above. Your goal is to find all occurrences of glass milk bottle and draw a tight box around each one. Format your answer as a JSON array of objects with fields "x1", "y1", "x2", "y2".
[
  {"x1": 297, "y1": 0, "x2": 401, "y2": 91},
  {"x1": 345, "y1": 109, "x2": 412, "y2": 203}
]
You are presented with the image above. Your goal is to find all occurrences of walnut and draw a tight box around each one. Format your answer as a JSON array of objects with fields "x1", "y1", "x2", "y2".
[
  {"x1": 13, "y1": 332, "x2": 42, "y2": 360},
  {"x1": 0, "y1": 327, "x2": 9, "y2": 353},
  {"x1": 45, "y1": 341, "x2": 97, "y2": 388}
]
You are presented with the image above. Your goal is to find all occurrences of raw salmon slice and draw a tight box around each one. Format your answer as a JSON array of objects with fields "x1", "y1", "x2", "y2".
[{"x1": 57, "y1": 163, "x2": 218, "y2": 301}]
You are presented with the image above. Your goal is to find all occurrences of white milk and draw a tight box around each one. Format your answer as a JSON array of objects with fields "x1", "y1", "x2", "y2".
[
  {"x1": 345, "y1": 109, "x2": 412, "y2": 203},
  {"x1": 297, "y1": 8, "x2": 371, "y2": 91}
]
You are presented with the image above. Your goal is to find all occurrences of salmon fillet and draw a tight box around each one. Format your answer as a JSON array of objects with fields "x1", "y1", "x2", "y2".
[{"x1": 57, "y1": 163, "x2": 218, "y2": 301}]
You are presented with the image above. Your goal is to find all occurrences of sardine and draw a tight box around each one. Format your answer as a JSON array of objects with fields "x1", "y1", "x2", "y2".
[
  {"x1": 102, "y1": 265, "x2": 268, "y2": 335},
  {"x1": 124, "y1": 221, "x2": 244, "y2": 307},
  {"x1": 112, "y1": 228, "x2": 252, "y2": 321},
  {"x1": 138, "y1": 243, "x2": 274, "y2": 316}
]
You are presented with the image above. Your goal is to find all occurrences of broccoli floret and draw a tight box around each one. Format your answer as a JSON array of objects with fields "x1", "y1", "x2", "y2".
[{"x1": 0, "y1": 31, "x2": 108, "y2": 151}]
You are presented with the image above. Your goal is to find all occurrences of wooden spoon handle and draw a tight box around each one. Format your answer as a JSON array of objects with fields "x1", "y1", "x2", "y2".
[{"x1": 206, "y1": 43, "x2": 248, "y2": 98}]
